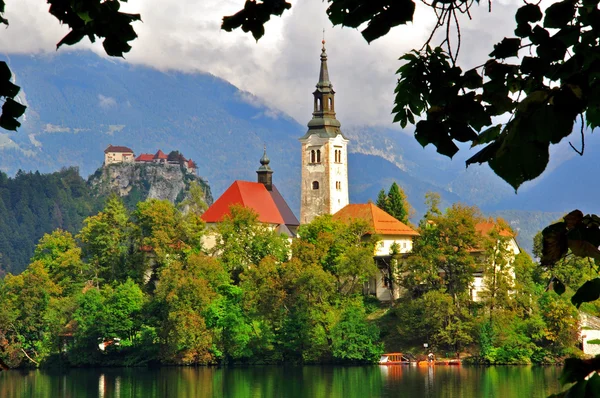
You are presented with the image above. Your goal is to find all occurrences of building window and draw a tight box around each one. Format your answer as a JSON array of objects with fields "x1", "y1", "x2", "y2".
[
  {"x1": 403, "y1": 242, "x2": 407, "y2": 248},
  {"x1": 334, "y1": 149, "x2": 342, "y2": 163},
  {"x1": 312, "y1": 181, "x2": 319, "y2": 190},
  {"x1": 336, "y1": 181, "x2": 341, "y2": 190},
  {"x1": 310, "y1": 150, "x2": 316, "y2": 163},
  {"x1": 316, "y1": 149, "x2": 321, "y2": 163},
  {"x1": 317, "y1": 98, "x2": 322, "y2": 111},
  {"x1": 329, "y1": 97, "x2": 333, "y2": 110}
]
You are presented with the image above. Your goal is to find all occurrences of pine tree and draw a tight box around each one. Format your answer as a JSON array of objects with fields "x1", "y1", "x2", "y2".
[
  {"x1": 386, "y1": 182, "x2": 411, "y2": 224},
  {"x1": 376, "y1": 189, "x2": 388, "y2": 212}
]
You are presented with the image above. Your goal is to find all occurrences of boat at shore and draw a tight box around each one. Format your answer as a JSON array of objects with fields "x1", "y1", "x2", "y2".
[
  {"x1": 380, "y1": 353, "x2": 461, "y2": 366},
  {"x1": 379, "y1": 353, "x2": 411, "y2": 365}
]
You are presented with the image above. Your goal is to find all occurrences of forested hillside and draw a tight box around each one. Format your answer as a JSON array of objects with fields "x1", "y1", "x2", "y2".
[
  {"x1": 0, "y1": 163, "x2": 212, "y2": 275},
  {"x1": 0, "y1": 168, "x2": 101, "y2": 275}
]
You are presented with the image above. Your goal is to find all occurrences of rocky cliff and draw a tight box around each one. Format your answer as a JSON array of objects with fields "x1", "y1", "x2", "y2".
[{"x1": 88, "y1": 162, "x2": 213, "y2": 208}]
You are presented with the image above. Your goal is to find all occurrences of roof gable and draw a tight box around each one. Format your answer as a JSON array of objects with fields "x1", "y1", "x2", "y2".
[
  {"x1": 333, "y1": 203, "x2": 419, "y2": 236},
  {"x1": 154, "y1": 150, "x2": 168, "y2": 159},
  {"x1": 201, "y1": 181, "x2": 285, "y2": 225}
]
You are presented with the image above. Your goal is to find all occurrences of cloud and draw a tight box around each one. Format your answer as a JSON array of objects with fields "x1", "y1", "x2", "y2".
[
  {"x1": 0, "y1": 0, "x2": 522, "y2": 128},
  {"x1": 98, "y1": 94, "x2": 117, "y2": 109}
]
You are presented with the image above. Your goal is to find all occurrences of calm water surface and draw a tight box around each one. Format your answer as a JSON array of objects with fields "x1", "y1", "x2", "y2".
[{"x1": 0, "y1": 365, "x2": 563, "y2": 398}]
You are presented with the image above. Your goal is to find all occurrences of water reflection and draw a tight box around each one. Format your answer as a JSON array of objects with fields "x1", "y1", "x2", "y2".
[{"x1": 0, "y1": 365, "x2": 563, "y2": 398}]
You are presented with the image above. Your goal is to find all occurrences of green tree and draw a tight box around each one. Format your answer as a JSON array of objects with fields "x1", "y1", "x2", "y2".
[
  {"x1": 78, "y1": 196, "x2": 132, "y2": 285},
  {"x1": 386, "y1": 182, "x2": 412, "y2": 224},
  {"x1": 154, "y1": 254, "x2": 220, "y2": 365},
  {"x1": 375, "y1": 183, "x2": 412, "y2": 224},
  {"x1": 0, "y1": 261, "x2": 62, "y2": 366},
  {"x1": 376, "y1": 189, "x2": 388, "y2": 212},
  {"x1": 212, "y1": 205, "x2": 289, "y2": 282},
  {"x1": 403, "y1": 202, "x2": 482, "y2": 302},
  {"x1": 32, "y1": 230, "x2": 86, "y2": 294},
  {"x1": 480, "y1": 220, "x2": 517, "y2": 323},
  {"x1": 294, "y1": 215, "x2": 377, "y2": 296},
  {"x1": 330, "y1": 299, "x2": 383, "y2": 363}
]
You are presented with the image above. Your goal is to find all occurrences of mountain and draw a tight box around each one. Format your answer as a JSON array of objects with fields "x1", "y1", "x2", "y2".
[{"x1": 1, "y1": 50, "x2": 593, "y2": 253}]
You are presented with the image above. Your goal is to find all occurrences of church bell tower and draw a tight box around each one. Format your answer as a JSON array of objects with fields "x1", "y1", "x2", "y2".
[{"x1": 299, "y1": 41, "x2": 349, "y2": 224}]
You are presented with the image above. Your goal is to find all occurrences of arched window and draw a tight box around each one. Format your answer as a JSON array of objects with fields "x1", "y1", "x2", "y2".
[
  {"x1": 316, "y1": 149, "x2": 321, "y2": 163},
  {"x1": 329, "y1": 97, "x2": 333, "y2": 110},
  {"x1": 310, "y1": 150, "x2": 315, "y2": 163},
  {"x1": 317, "y1": 98, "x2": 322, "y2": 111},
  {"x1": 336, "y1": 181, "x2": 341, "y2": 190},
  {"x1": 312, "y1": 181, "x2": 319, "y2": 190}
]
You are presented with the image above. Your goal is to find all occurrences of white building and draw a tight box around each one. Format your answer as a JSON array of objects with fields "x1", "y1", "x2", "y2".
[
  {"x1": 333, "y1": 203, "x2": 419, "y2": 301},
  {"x1": 299, "y1": 41, "x2": 349, "y2": 224}
]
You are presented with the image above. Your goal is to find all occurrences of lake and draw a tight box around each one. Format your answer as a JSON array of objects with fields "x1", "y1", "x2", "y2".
[{"x1": 0, "y1": 365, "x2": 564, "y2": 397}]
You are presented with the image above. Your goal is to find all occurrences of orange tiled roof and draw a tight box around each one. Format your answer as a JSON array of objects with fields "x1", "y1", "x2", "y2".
[
  {"x1": 201, "y1": 181, "x2": 285, "y2": 225},
  {"x1": 104, "y1": 145, "x2": 133, "y2": 154},
  {"x1": 333, "y1": 203, "x2": 419, "y2": 236},
  {"x1": 154, "y1": 150, "x2": 168, "y2": 160},
  {"x1": 135, "y1": 153, "x2": 154, "y2": 162},
  {"x1": 475, "y1": 221, "x2": 514, "y2": 238}
]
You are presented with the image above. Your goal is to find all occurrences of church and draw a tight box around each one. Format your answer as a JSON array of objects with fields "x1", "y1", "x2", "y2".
[{"x1": 201, "y1": 41, "x2": 419, "y2": 300}]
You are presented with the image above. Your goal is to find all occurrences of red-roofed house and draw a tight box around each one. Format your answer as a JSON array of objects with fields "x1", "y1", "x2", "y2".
[
  {"x1": 153, "y1": 150, "x2": 168, "y2": 164},
  {"x1": 333, "y1": 203, "x2": 419, "y2": 301},
  {"x1": 201, "y1": 149, "x2": 299, "y2": 249},
  {"x1": 135, "y1": 153, "x2": 154, "y2": 162},
  {"x1": 104, "y1": 145, "x2": 134, "y2": 165},
  {"x1": 185, "y1": 159, "x2": 197, "y2": 174}
]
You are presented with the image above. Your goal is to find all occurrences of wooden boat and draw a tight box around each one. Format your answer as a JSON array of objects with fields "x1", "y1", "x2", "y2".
[
  {"x1": 416, "y1": 359, "x2": 462, "y2": 366},
  {"x1": 379, "y1": 353, "x2": 411, "y2": 365}
]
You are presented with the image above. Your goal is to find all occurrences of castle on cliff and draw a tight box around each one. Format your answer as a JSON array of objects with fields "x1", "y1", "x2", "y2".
[{"x1": 103, "y1": 145, "x2": 197, "y2": 175}]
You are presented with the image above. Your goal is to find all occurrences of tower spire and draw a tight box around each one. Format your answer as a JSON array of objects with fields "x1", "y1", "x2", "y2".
[
  {"x1": 256, "y1": 145, "x2": 273, "y2": 191},
  {"x1": 319, "y1": 33, "x2": 330, "y2": 86}
]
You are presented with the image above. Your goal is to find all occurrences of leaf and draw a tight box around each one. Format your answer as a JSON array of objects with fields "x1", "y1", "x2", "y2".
[
  {"x1": 541, "y1": 222, "x2": 568, "y2": 266},
  {"x1": 1, "y1": 98, "x2": 26, "y2": 118},
  {"x1": 488, "y1": 128, "x2": 550, "y2": 190},
  {"x1": 102, "y1": 37, "x2": 131, "y2": 57},
  {"x1": 490, "y1": 38, "x2": 521, "y2": 59},
  {"x1": 544, "y1": 0, "x2": 576, "y2": 29},
  {"x1": 472, "y1": 125, "x2": 501, "y2": 146},
  {"x1": 572, "y1": 278, "x2": 600, "y2": 308},
  {"x1": 586, "y1": 373, "x2": 600, "y2": 398},
  {"x1": 0, "y1": 61, "x2": 11, "y2": 81},
  {"x1": 0, "y1": 114, "x2": 20, "y2": 131},
  {"x1": 564, "y1": 210, "x2": 584, "y2": 229},
  {"x1": 517, "y1": 90, "x2": 550, "y2": 114},
  {"x1": 516, "y1": 4, "x2": 543, "y2": 24},
  {"x1": 449, "y1": 122, "x2": 477, "y2": 143},
  {"x1": 461, "y1": 69, "x2": 483, "y2": 90},
  {"x1": 560, "y1": 357, "x2": 590, "y2": 384}
]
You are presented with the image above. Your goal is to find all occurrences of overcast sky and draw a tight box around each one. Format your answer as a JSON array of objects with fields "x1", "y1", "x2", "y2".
[{"x1": 0, "y1": 0, "x2": 525, "y2": 127}]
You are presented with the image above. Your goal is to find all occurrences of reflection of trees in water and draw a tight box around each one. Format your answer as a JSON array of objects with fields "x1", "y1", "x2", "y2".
[{"x1": 0, "y1": 366, "x2": 564, "y2": 397}]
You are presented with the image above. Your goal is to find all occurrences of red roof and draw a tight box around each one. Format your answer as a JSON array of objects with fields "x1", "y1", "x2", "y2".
[
  {"x1": 104, "y1": 145, "x2": 133, "y2": 154},
  {"x1": 201, "y1": 181, "x2": 285, "y2": 225},
  {"x1": 333, "y1": 203, "x2": 419, "y2": 236},
  {"x1": 187, "y1": 159, "x2": 197, "y2": 168},
  {"x1": 154, "y1": 150, "x2": 168, "y2": 160},
  {"x1": 135, "y1": 153, "x2": 154, "y2": 162},
  {"x1": 475, "y1": 222, "x2": 514, "y2": 238}
]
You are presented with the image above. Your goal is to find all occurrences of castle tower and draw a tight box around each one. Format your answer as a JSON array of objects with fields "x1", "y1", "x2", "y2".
[{"x1": 299, "y1": 41, "x2": 349, "y2": 224}]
